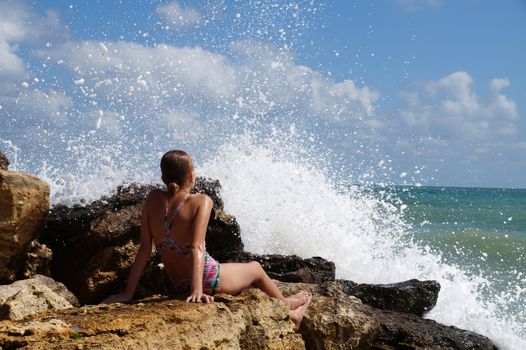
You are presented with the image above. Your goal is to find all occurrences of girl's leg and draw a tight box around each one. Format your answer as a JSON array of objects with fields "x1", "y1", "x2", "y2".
[{"x1": 220, "y1": 261, "x2": 309, "y2": 309}]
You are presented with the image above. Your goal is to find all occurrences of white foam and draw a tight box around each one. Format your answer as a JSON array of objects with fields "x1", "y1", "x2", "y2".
[{"x1": 201, "y1": 136, "x2": 525, "y2": 350}]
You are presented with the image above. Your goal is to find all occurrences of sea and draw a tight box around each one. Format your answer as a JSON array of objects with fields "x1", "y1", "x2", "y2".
[
  {"x1": 1, "y1": 1, "x2": 524, "y2": 349},
  {"x1": 2, "y1": 128, "x2": 526, "y2": 350},
  {"x1": 199, "y1": 141, "x2": 526, "y2": 350}
]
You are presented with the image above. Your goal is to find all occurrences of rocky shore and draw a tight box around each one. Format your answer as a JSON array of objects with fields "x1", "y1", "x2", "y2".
[{"x1": 0, "y1": 151, "x2": 498, "y2": 349}]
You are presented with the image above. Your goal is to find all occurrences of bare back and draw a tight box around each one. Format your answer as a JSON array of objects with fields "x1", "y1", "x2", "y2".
[{"x1": 144, "y1": 189, "x2": 211, "y2": 281}]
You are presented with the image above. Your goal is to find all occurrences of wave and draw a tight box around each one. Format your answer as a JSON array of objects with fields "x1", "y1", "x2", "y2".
[{"x1": 201, "y1": 135, "x2": 525, "y2": 350}]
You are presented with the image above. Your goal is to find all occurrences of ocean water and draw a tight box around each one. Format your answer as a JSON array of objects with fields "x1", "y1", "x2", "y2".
[
  {"x1": 3, "y1": 133, "x2": 525, "y2": 349},
  {"x1": 1, "y1": 1, "x2": 524, "y2": 349},
  {"x1": 199, "y1": 139, "x2": 526, "y2": 350}
]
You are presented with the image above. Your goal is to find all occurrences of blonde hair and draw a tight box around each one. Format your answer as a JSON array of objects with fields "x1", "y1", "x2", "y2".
[{"x1": 160, "y1": 150, "x2": 194, "y2": 195}]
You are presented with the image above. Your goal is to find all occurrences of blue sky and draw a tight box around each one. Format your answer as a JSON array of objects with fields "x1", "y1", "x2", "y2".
[{"x1": 1, "y1": 0, "x2": 525, "y2": 189}]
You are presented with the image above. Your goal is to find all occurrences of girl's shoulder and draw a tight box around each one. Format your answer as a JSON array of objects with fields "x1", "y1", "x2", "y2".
[
  {"x1": 143, "y1": 189, "x2": 212, "y2": 211},
  {"x1": 187, "y1": 193, "x2": 213, "y2": 207},
  {"x1": 147, "y1": 188, "x2": 166, "y2": 200},
  {"x1": 144, "y1": 188, "x2": 168, "y2": 208}
]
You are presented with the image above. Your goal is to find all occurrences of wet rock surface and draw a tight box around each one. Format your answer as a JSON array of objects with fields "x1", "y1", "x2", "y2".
[
  {"x1": 338, "y1": 279, "x2": 441, "y2": 316},
  {"x1": 0, "y1": 169, "x2": 50, "y2": 283},
  {"x1": 371, "y1": 308, "x2": 497, "y2": 350}
]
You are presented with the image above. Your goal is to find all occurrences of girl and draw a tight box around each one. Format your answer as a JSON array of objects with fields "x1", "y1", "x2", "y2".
[{"x1": 102, "y1": 150, "x2": 311, "y2": 330}]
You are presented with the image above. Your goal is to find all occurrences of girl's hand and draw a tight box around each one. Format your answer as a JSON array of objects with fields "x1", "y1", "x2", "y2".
[
  {"x1": 101, "y1": 292, "x2": 133, "y2": 304},
  {"x1": 186, "y1": 290, "x2": 214, "y2": 303}
]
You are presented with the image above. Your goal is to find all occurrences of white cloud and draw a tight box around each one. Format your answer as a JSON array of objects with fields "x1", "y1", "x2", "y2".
[
  {"x1": 37, "y1": 39, "x2": 378, "y2": 130},
  {"x1": 488, "y1": 78, "x2": 518, "y2": 121},
  {"x1": 399, "y1": 71, "x2": 521, "y2": 140},
  {"x1": 2, "y1": 1, "x2": 379, "y2": 172},
  {"x1": 0, "y1": 0, "x2": 72, "y2": 135},
  {"x1": 13, "y1": 89, "x2": 73, "y2": 127},
  {"x1": 0, "y1": 1, "x2": 65, "y2": 78},
  {"x1": 228, "y1": 41, "x2": 379, "y2": 121},
  {"x1": 395, "y1": 0, "x2": 442, "y2": 11},
  {"x1": 0, "y1": 41, "x2": 25, "y2": 77},
  {"x1": 425, "y1": 71, "x2": 479, "y2": 114},
  {"x1": 155, "y1": 1, "x2": 203, "y2": 28},
  {"x1": 42, "y1": 40, "x2": 237, "y2": 102}
]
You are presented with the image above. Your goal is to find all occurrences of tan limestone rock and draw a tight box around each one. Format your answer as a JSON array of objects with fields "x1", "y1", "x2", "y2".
[
  {"x1": 278, "y1": 281, "x2": 379, "y2": 350},
  {"x1": 0, "y1": 275, "x2": 79, "y2": 321},
  {"x1": 0, "y1": 170, "x2": 50, "y2": 282},
  {"x1": 0, "y1": 289, "x2": 304, "y2": 349},
  {"x1": 0, "y1": 152, "x2": 8, "y2": 171}
]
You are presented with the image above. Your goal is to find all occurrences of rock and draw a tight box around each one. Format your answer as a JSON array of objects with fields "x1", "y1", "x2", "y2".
[
  {"x1": 19, "y1": 240, "x2": 53, "y2": 279},
  {"x1": 0, "y1": 152, "x2": 8, "y2": 171},
  {"x1": 53, "y1": 204, "x2": 143, "y2": 303},
  {"x1": 0, "y1": 279, "x2": 498, "y2": 350},
  {"x1": 40, "y1": 183, "x2": 157, "y2": 251},
  {"x1": 40, "y1": 179, "x2": 242, "y2": 304},
  {"x1": 80, "y1": 240, "x2": 141, "y2": 304},
  {"x1": 280, "y1": 281, "x2": 496, "y2": 350},
  {"x1": 278, "y1": 281, "x2": 379, "y2": 350},
  {"x1": 33, "y1": 178, "x2": 497, "y2": 348},
  {"x1": 370, "y1": 308, "x2": 497, "y2": 350},
  {"x1": 337, "y1": 279, "x2": 440, "y2": 316},
  {"x1": 0, "y1": 170, "x2": 50, "y2": 283},
  {"x1": 134, "y1": 252, "x2": 335, "y2": 300},
  {"x1": 234, "y1": 252, "x2": 335, "y2": 284},
  {"x1": 0, "y1": 289, "x2": 303, "y2": 349},
  {"x1": 135, "y1": 253, "x2": 175, "y2": 299},
  {"x1": 0, "y1": 275, "x2": 79, "y2": 321}
]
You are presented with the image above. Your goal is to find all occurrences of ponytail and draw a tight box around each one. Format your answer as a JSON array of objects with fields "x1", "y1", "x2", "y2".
[{"x1": 168, "y1": 182, "x2": 180, "y2": 195}]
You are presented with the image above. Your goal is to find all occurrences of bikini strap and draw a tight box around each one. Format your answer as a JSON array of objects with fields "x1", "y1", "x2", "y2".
[{"x1": 164, "y1": 192, "x2": 189, "y2": 232}]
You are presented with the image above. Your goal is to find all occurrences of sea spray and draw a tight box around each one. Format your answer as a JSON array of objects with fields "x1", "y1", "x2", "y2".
[
  {"x1": 0, "y1": 0, "x2": 523, "y2": 347},
  {"x1": 201, "y1": 136, "x2": 526, "y2": 350},
  {"x1": 3, "y1": 129, "x2": 524, "y2": 348}
]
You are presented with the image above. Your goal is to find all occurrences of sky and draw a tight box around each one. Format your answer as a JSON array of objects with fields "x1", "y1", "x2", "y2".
[{"x1": 0, "y1": 0, "x2": 525, "y2": 189}]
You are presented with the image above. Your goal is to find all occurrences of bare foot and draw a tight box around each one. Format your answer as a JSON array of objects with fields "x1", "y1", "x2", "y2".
[
  {"x1": 285, "y1": 291, "x2": 311, "y2": 310},
  {"x1": 289, "y1": 294, "x2": 312, "y2": 331}
]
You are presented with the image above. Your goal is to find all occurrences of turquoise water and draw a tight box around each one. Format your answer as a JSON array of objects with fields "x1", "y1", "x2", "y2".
[
  {"x1": 391, "y1": 186, "x2": 526, "y2": 274},
  {"x1": 381, "y1": 186, "x2": 526, "y2": 328}
]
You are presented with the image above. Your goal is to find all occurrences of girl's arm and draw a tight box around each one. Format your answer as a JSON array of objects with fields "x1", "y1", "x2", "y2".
[
  {"x1": 101, "y1": 199, "x2": 153, "y2": 304},
  {"x1": 186, "y1": 195, "x2": 213, "y2": 303}
]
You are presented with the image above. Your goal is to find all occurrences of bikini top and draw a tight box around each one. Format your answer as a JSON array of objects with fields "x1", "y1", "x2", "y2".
[{"x1": 156, "y1": 193, "x2": 193, "y2": 257}]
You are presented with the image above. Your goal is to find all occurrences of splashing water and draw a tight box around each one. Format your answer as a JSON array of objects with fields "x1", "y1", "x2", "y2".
[
  {"x1": 0, "y1": 1, "x2": 524, "y2": 349},
  {"x1": 201, "y1": 136, "x2": 526, "y2": 350},
  {"x1": 5, "y1": 128, "x2": 524, "y2": 348}
]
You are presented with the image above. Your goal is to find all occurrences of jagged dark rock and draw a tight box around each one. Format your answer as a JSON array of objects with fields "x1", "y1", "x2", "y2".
[
  {"x1": 233, "y1": 252, "x2": 335, "y2": 284},
  {"x1": 279, "y1": 282, "x2": 497, "y2": 350},
  {"x1": 370, "y1": 308, "x2": 498, "y2": 350},
  {"x1": 39, "y1": 179, "x2": 243, "y2": 304},
  {"x1": 338, "y1": 279, "x2": 441, "y2": 316}
]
